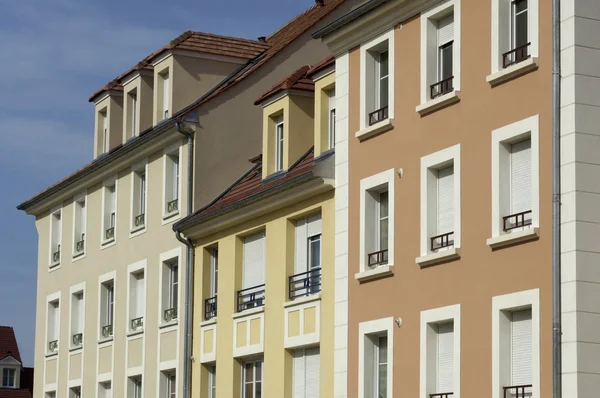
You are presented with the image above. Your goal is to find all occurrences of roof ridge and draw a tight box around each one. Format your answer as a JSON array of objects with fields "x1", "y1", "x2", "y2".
[{"x1": 189, "y1": 31, "x2": 271, "y2": 45}]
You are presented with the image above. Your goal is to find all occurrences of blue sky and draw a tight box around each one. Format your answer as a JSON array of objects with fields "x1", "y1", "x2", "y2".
[{"x1": 0, "y1": 0, "x2": 317, "y2": 366}]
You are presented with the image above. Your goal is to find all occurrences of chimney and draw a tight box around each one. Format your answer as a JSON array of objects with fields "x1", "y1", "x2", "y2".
[
  {"x1": 257, "y1": 36, "x2": 266, "y2": 43},
  {"x1": 315, "y1": 0, "x2": 325, "y2": 6}
]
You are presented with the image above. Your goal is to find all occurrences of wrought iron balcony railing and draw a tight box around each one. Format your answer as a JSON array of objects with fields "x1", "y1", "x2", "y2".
[
  {"x1": 167, "y1": 199, "x2": 179, "y2": 213},
  {"x1": 48, "y1": 340, "x2": 58, "y2": 353},
  {"x1": 430, "y1": 76, "x2": 454, "y2": 99},
  {"x1": 503, "y1": 210, "x2": 532, "y2": 232},
  {"x1": 368, "y1": 106, "x2": 389, "y2": 126},
  {"x1": 75, "y1": 239, "x2": 85, "y2": 253},
  {"x1": 503, "y1": 42, "x2": 531, "y2": 68},
  {"x1": 52, "y1": 246, "x2": 61, "y2": 263},
  {"x1": 430, "y1": 393, "x2": 453, "y2": 398},
  {"x1": 204, "y1": 296, "x2": 217, "y2": 320},
  {"x1": 134, "y1": 213, "x2": 145, "y2": 228},
  {"x1": 101, "y1": 324, "x2": 113, "y2": 338},
  {"x1": 431, "y1": 231, "x2": 454, "y2": 252},
  {"x1": 503, "y1": 384, "x2": 532, "y2": 398},
  {"x1": 367, "y1": 249, "x2": 388, "y2": 268},
  {"x1": 237, "y1": 284, "x2": 265, "y2": 312},
  {"x1": 289, "y1": 268, "x2": 321, "y2": 300},
  {"x1": 164, "y1": 307, "x2": 178, "y2": 322},
  {"x1": 105, "y1": 227, "x2": 115, "y2": 241},
  {"x1": 72, "y1": 333, "x2": 83, "y2": 347},
  {"x1": 131, "y1": 317, "x2": 144, "y2": 331}
]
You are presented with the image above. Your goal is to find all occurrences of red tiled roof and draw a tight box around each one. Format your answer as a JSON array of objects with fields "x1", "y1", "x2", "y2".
[
  {"x1": 254, "y1": 65, "x2": 314, "y2": 105},
  {"x1": 89, "y1": 31, "x2": 270, "y2": 102},
  {"x1": 306, "y1": 54, "x2": 335, "y2": 77},
  {"x1": 0, "y1": 389, "x2": 32, "y2": 398},
  {"x1": 0, "y1": 327, "x2": 21, "y2": 363}
]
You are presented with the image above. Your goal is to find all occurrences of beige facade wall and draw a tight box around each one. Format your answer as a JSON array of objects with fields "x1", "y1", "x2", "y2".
[{"x1": 342, "y1": 0, "x2": 554, "y2": 397}]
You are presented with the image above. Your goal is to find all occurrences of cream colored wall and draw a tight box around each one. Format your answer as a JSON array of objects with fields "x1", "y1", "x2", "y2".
[
  {"x1": 94, "y1": 94, "x2": 123, "y2": 158},
  {"x1": 191, "y1": 190, "x2": 335, "y2": 398},
  {"x1": 313, "y1": 72, "x2": 336, "y2": 156},
  {"x1": 32, "y1": 135, "x2": 188, "y2": 398}
]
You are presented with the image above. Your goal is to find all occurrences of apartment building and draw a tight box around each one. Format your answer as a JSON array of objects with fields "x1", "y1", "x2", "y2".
[
  {"x1": 174, "y1": 58, "x2": 337, "y2": 398},
  {"x1": 314, "y1": 0, "x2": 554, "y2": 397},
  {"x1": 17, "y1": 2, "x2": 361, "y2": 398}
]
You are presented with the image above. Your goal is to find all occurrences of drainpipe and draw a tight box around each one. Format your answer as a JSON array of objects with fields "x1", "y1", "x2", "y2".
[
  {"x1": 552, "y1": 0, "x2": 562, "y2": 395},
  {"x1": 175, "y1": 119, "x2": 195, "y2": 398}
]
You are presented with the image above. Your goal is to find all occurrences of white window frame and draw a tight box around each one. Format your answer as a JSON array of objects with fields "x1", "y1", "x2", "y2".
[
  {"x1": 100, "y1": 109, "x2": 108, "y2": 154},
  {"x1": 127, "y1": 375, "x2": 142, "y2": 398},
  {"x1": 208, "y1": 365, "x2": 216, "y2": 398},
  {"x1": 69, "y1": 386, "x2": 82, "y2": 398},
  {"x1": 101, "y1": 176, "x2": 118, "y2": 247},
  {"x1": 98, "y1": 271, "x2": 116, "y2": 341},
  {"x1": 241, "y1": 359, "x2": 263, "y2": 398},
  {"x1": 488, "y1": 115, "x2": 539, "y2": 246},
  {"x1": 69, "y1": 282, "x2": 85, "y2": 349},
  {"x1": 2, "y1": 367, "x2": 16, "y2": 387},
  {"x1": 159, "y1": 248, "x2": 181, "y2": 325},
  {"x1": 98, "y1": 380, "x2": 112, "y2": 398},
  {"x1": 162, "y1": 71, "x2": 170, "y2": 120},
  {"x1": 210, "y1": 248, "x2": 219, "y2": 298},
  {"x1": 419, "y1": 304, "x2": 461, "y2": 398},
  {"x1": 130, "y1": 160, "x2": 148, "y2": 235},
  {"x1": 275, "y1": 115, "x2": 284, "y2": 172},
  {"x1": 358, "y1": 317, "x2": 394, "y2": 398},
  {"x1": 492, "y1": 289, "x2": 540, "y2": 398},
  {"x1": 45, "y1": 291, "x2": 61, "y2": 355},
  {"x1": 358, "y1": 169, "x2": 395, "y2": 277},
  {"x1": 419, "y1": 0, "x2": 461, "y2": 106},
  {"x1": 162, "y1": 142, "x2": 183, "y2": 221},
  {"x1": 127, "y1": 260, "x2": 146, "y2": 333},
  {"x1": 491, "y1": 0, "x2": 539, "y2": 74},
  {"x1": 129, "y1": 90, "x2": 138, "y2": 138},
  {"x1": 72, "y1": 192, "x2": 87, "y2": 258},
  {"x1": 49, "y1": 207, "x2": 62, "y2": 267},
  {"x1": 359, "y1": 28, "x2": 395, "y2": 132},
  {"x1": 417, "y1": 145, "x2": 461, "y2": 266},
  {"x1": 328, "y1": 88, "x2": 336, "y2": 150}
]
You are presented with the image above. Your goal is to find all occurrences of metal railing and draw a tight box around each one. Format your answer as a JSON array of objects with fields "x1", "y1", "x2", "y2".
[
  {"x1": 204, "y1": 296, "x2": 217, "y2": 320},
  {"x1": 164, "y1": 307, "x2": 178, "y2": 322},
  {"x1": 503, "y1": 384, "x2": 532, "y2": 398},
  {"x1": 503, "y1": 42, "x2": 531, "y2": 68},
  {"x1": 167, "y1": 199, "x2": 179, "y2": 213},
  {"x1": 503, "y1": 210, "x2": 532, "y2": 232},
  {"x1": 52, "y1": 246, "x2": 61, "y2": 263},
  {"x1": 289, "y1": 268, "x2": 321, "y2": 300},
  {"x1": 368, "y1": 106, "x2": 389, "y2": 126},
  {"x1": 75, "y1": 238, "x2": 85, "y2": 253},
  {"x1": 105, "y1": 227, "x2": 115, "y2": 241},
  {"x1": 431, "y1": 231, "x2": 454, "y2": 252},
  {"x1": 367, "y1": 249, "x2": 388, "y2": 268},
  {"x1": 237, "y1": 284, "x2": 265, "y2": 312},
  {"x1": 101, "y1": 324, "x2": 113, "y2": 338},
  {"x1": 134, "y1": 213, "x2": 145, "y2": 228},
  {"x1": 430, "y1": 393, "x2": 453, "y2": 398},
  {"x1": 72, "y1": 333, "x2": 83, "y2": 347},
  {"x1": 48, "y1": 340, "x2": 58, "y2": 353},
  {"x1": 430, "y1": 76, "x2": 454, "y2": 99},
  {"x1": 130, "y1": 317, "x2": 144, "y2": 331}
]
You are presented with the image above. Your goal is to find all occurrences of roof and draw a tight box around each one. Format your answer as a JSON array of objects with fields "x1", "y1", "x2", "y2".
[
  {"x1": 306, "y1": 54, "x2": 336, "y2": 77},
  {"x1": 89, "y1": 31, "x2": 270, "y2": 102},
  {"x1": 174, "y1": 147, "x2": 318, "y2": 231},
  {"x1": 0, "y1": 326, "x2": 21, "y2": 363},
  {"x1": 0, "y1": 389, "x2": 32, "y2": 398},
  {"x1": 254, "y1": 65, "x2": 314, "y2": 105},
  {"x1": 312, "y1": 0, "x2": 389, "y2": 39}
]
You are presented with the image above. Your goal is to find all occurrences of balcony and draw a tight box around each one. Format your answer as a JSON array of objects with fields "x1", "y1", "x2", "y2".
[
  {"x1": 503, "y1": 384, "x2": 532, "y2": 398},
  {"x1": 164, "y1": 307, "x2": 178, "y2": 322},
  {"x1": 101, "y1": 324, "x2": 113, "y2": 339},
  {"x1": 167, "y1": 199, "x2": 179, "y2": 214},
  {"x1": 367, "y1": 249, "x2": 388, "y2": 268},
  {"x1": 204, "y1": 296, "x2": 217, "y2": 320},
  {"x1": 237, "y1": 284, "x2": 265, "y2": 313},
  {"x1": 48, "y1": 340, "x2": 58, "y2": 353},
  {"x1": 288, "y1": 268, "x2": 321, "y2": 300},
  {"x1": 130, "y1": 317, "x2": 144, "y2": 332},
  {"x1": 368, "y1": 106, "x2": 389, "y2": 126},
  {"x1": 503, "y1": 43, "x2": 531, "y2": 69},
  {"x1": 430, "y1": 232, "x2": 454, "y2": 252},
  {"x1": 430, "y1": 76, "x2": 454, "y2": 100},
  {"x1": 503, "y1": 210, "x2": 532, "y2": 232}
]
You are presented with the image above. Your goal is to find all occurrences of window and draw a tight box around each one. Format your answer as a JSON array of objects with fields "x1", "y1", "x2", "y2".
[
  {"x1": 420, "y1": 305, "x2": 460, "y2": 398},
  {"x1": 292, "y1": 347, "x2": 320, "y2": 398},
  {"x1": 2, "y1": 368, "x2": 15, "y2": 387},
  {"x1": 98, "y1": 381, "x2": 112, "y2": 398},
  {"x1": 162, "y1": 259, "x2": 179, "y2": 322},
  {"x1": 50, "y1": 209, "x2": 62, "y2": 266},
  {"x1": 239, "y1": 231, "x2": 266, "y2": 311},
  {"x1": 489, "y1": 116, "x2": 539, "y2": 246},
  {"x1": 47, "y1": 298, "x2": 59, "y2": 353},
  {"x1": 69, "y1": 386, "x2": 81, "y2": 398},
  {"x1": 164, "y1": 148, "x2": 180, "y2": 216},
  {"x1": 360, "y1": 29, "x2": 394, "y2": 131},
  {"x1": 291, "y1": 213, "x2": 322, "y2": 299},
  {"x1": 418, "y1": 145, "x2": 461, "y2": 266},
  {"x1": 275, "y1": 115, "x2": 284, "y2": 172},
  {"x1": 210, "y1": 248, "x2": 218, "y2": 297},
  {"x1": 100, "y1": 280, "x2": 114, "y2": 338},
  {"x1": 131, "y1": 165, "x2": 147, "y2": 231},
  {"x1": 73, "y1": 195, "x2": 86, "y2": 256},
  {"x1": 328, "y1": 88, "x2": 336, "y2": 149},
  {"x1": 491, "y1": 0, "x2": 538, "y2": 74},
  {"x1": 160, "y1": 371, "x2": 176, "y2": 398},
  {"x1": 161, "y1": 72, "x2": 170, "y2": 120},
  {"x1": 359, "y1": 169, "x2": 395, "y2": 275},
  {"x1": 208, "y1": 366, "x2": 217, "y2": 398},
  {"x1": 492, "y1": 289, "x2": 539, "y2": 398},
  {"x1": 70, "y1": 290, "x2": 84, "y2": 348},
  {"x1": 128, "y1": 376, "x2": 142, "y2": 398},
  {"x1": 100, "y1": 110, "x2": 108, "y2": 154},
  {"x1": 129, "y1": 269, "x2": 145, "y2": 332},
  {"x1": 242, "y1": 359, "x2": 263, "y2": 398},
  {"x1": 129, "y1": 90, "x2": 138, "y2": 138},
  {"x1": 358, "y1": 318, "x2": 394, "y2": 398},
  {"x1": 102, "y1": 180, "x2": 117, "y2": 244},
  {"x1": 46, "y1": 392, "x2": 56, "y2": 398}
]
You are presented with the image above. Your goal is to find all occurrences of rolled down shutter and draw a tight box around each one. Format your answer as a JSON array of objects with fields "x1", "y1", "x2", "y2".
[
  {"x1": 437, "y1": 323, "x2": 454, "y2": 394},
  {"x1": 437, "y1": 166, "x2": 455, "y2": 235},
  {"x1": 511, "y1": 309, "x2": 533, "y2": 386},
  {"x1": 242, "y1": 232, "x2": 265, "y2": 289},
  {"x1": 293, "y1": 350, "x2": 306, "y2": 398},
  {"x1": 438, "y1": 14, "x2": 454, "y2": 46},
  {"x1": 295, "y1": 213, "x2": 322, "y2": 274},
  {"x1": 305, "y1": 348, "x2": 320, "y2": 398},
  {"x1": 510, "y1": 139, "x2": 532, "y2": 215},
  {"x1": 307, "y1": 213, "x2": 322, "y2": 238}
]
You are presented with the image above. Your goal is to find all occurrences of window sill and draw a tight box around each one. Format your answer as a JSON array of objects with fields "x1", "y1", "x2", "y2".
[
  {"x1": 72, "y1": 252, "x2": 86, "y2": 263},
  {"x1": 129, "y1": 226, "x2": 147, "y2": 238},
  {"x1": 127, "y1": 329, "x2": 144, "y2": 337},
  {"x1": 98, "y1": 337, "x2": 113, "y2": 345},
  {"x1": 486, "y1": 227, "x2": 539, "y2": 249},
  {"x1": 101, "y1": 238, "x2": 116, "y2": 249},
  {"x1": 200, "y1": 318, "x2": 217, "y2": 327},
  {"x1": 354, "y1": 265, "x2": 394, "y2": 282},
  {"x1": 355, "y1": 118, "x2": 394, "y2": 141},
  {"x1": 416, "y1": 247, "x2": 460, "y2": 267},
  {"x1": 48, "y1": 264, "x2": 61, "y2": 273},
  {"x1": 486, "y1": 58, "x2": 539, "y2": 86},
  {"x1": 416, "y1": 90, "x2": 460, "y2": 116},
  {"x1": 159, "y1": 320, "x2": 179, "y2": 330},
  {"x1": 232, "y1": 306, "x2": 265, "y2": 319},
  {"x1": 283, "y1": 293, "x2": 322, "y2": 308},
  {"x1": 69, "y1": 346, "x2": 83, "y2": 353},
  {"x1": 162, "y1": 211, "x2": 181, "y2": 225},
  {"x1": 45, "y1": 352, "x2": 58, "y2": 359}
]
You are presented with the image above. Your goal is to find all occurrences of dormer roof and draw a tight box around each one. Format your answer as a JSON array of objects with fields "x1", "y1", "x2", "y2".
[
  {"x1": 0, "y1": 326, "x2": 21, "y2": 363},
  {"x1": 254, "y1": 65, "x2": 314, "y2": 105}
]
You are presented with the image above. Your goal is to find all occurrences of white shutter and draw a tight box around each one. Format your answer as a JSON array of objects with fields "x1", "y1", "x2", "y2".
[
  {"x1": 305, "y1": 348, "x2": 320, "y2": 398},
  {"x1": 293, "y1": 350, "x2": 306, "y2": 398},
  {"x1": 242, "y1": 232, "x2": 265, "y2": 289},
  {"x1": 437, "y1": 166, "x2": 455, "y2": 235},
  {"x1": 307, "y1": 213, "x2": 322, "y2": 238},
  {"x1": 438, "y1": 14, "x2": 455, "y2": 46},
  {"x1": 295, "y1": 219, "x2": 308, "y2": 274},
  {"x1": 436, "y1": 323, "x2": 454, "y2": 394},
  {"x1": 510, "y1": 139, "x2": 532, "y2": 215},
  {"x1": 511, "y1": 309, "x2": 533, "y2": 386}
]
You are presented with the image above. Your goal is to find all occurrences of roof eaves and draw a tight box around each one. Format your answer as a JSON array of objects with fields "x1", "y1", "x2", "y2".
[{"x1": 312, "y1": 0, "x2": 390, "y2": 39}]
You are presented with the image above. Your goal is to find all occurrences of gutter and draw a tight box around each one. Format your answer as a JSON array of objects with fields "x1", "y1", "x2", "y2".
[
  {"x1": 312, "y1": 0, "x2": 389, "y2": 39},
  {"x1": 552, "y1": 0, "x2": 562, "y2": 396}
]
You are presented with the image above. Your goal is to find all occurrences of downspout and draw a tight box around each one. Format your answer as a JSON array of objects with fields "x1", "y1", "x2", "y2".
[
  {"x1": 175, "y1": 119, "x2": 195, "y2": 398},
  {"x1": 552, "y1": 0, "x2": 562, "y2": 395}
]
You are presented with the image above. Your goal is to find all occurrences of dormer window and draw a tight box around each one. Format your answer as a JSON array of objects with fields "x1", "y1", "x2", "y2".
[
  {"x1": 328, "y1": 88, "x2": 336, "y2": 149},
  {"x1": 2, "y1": 368, "x2": 16, "y2": 388},
  {"x1": 275, "y1": 115, "x2": 284, "y2": 172},
  {"x1": 162, "y1": 72, "x2": 170, "y2": 120},
  {"x1": 100, "y1": 110, "x2": 108, "y2": 153},
  {"x1": 128, "y1": 90, "x2": 138, "y2": 138}
]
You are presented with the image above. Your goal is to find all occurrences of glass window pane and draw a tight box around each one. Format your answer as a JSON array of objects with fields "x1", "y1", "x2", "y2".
[
  {"x1": 379, "y1": 50, "x2": 389, "y2": 77},
  {"x1": 441, "y1": 43, "x2": 453, "y2": 80},
  {"x1": 379, "y1": 192, "x2": 389, "y2": 218},
  {"x1": 515, "y1": 0, "x2": 527, "y2": 14},
  {"x1": 245, "y1": 384, "x2": 254, "y2": 398},
  {"x1": 245, "y1": 363, "x2": 254, "y2": 383},
  {"x1": 256, "y1": 380, "x2": 262, "y2": 398},
  {"x1": 309, "y1": 236, "x2": 321, "y2": 269},
  {"x1": 378, "y1": 364, "x2": 387, "y2": 398},
  {"x1": 379, "y1": 219, "x2": 388, "y2": 251},
  {"x1": 379, "y1": 76, "x2": 389, "y2": 109},
  {"x1": 255, "y1": 362, "x2": 262, "y2": 381},
  {"x1": 515, "y1": 11, "x2": 528, "y2": 47},
  {"x1": 379, "y1": 336, "x2": 388, "y2": 361}
]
